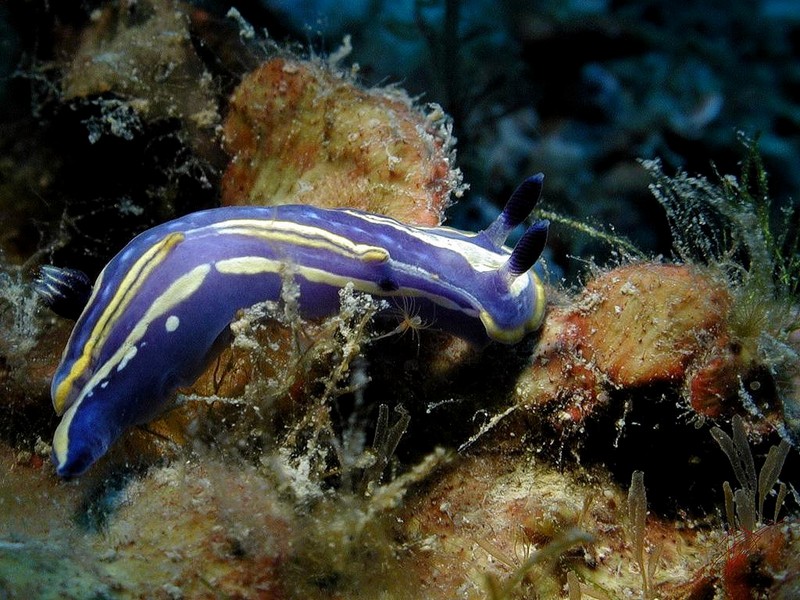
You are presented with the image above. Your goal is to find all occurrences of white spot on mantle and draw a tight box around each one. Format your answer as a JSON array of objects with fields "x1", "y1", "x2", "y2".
[
  {"x1": 165, "y1": 315, "x2": 180, "y2": 332},
  {"x1": 117, "y1": 345, "x2": 138, "y2": 371}
]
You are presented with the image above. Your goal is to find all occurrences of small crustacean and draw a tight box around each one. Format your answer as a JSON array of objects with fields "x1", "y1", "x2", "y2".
[
  {"x1": 40, "y1": 175, "x2": 549, "y2": 477},
  {"x1": 373, "y1": 296, "x2": 431, "y2": 341}
]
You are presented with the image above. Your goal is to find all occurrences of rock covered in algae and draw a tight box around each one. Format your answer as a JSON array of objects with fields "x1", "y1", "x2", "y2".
[
  {"x1": 577, "y1": 263, "x2": 730, "y2": 387},
  {"x1": 3, "y1": 410, "x2": 799, "y2": 600},
  {"x1": 511, "y1": 261, "x2": 782, "y2": 428},
  {"x1": 61, "y1": 0, "x2": 220, "y2": 149},
  {"x1": 397, "y1": 454, "x2": 715, "y2": 599},
  {"x1": 222, "y1": 56, "x2": 463, "y2": 225}
]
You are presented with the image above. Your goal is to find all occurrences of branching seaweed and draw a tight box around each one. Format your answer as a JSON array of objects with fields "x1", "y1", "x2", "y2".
[
  {"x1": 642, "y1": 136, "x2": 800, "y2": 440},
  {"x1": 625, "y1": 471, "x2": 662, "y2": 600},
  {"x1": 0, "y1": 264, "x2": 44, "y2": 359},
  {"x1": 642, "y1": 136, "x2": 800, "y2": 336},
  {"x1": 361, "y1": 404, "x2": 411, "y2": 491},
  {"x1": 538, "y1": 209, "x2": 648, "y2": 261},
  {"x1": 711, "y1": 414, "x2": 792, "y2": 532},
  {"x1": 201, "y1": 274, "x2": 451, "y2": 597},
  {"x1": 483, "y1": 528, "x2": 593, "y2": 600}
]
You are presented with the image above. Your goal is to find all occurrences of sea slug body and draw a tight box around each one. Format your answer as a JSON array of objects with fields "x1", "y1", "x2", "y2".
[{"x1": 46, "y1": 175, "x2": 549, "y2": 477}]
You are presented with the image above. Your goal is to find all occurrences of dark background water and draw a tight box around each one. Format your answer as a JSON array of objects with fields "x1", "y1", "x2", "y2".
[{"x1": 1, "y1": 0, "x2": 798, "y2": 280}]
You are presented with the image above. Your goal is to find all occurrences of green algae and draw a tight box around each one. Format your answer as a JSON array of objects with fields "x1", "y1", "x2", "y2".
[{"x1": 642, "y1": 137, "x2": 800, "y2": 440}]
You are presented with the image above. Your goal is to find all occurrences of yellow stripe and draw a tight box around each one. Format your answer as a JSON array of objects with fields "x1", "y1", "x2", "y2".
[
  {"x1": 66, "y1": 263, "x2": 212, "y2": 420},
  {"x1": 338, "y1": 211, "x2": 506, "y2": 272},
  {"x1": 214, "y1": 256, "x2": 389, "y2": 294},
  {"x1": 53, "y1": 232, "x2": 185, "y2": 414},
  {"x1": 213, "y1": 256, "x2": 466, "y2": 312},
  {"x1": 529, "y1": 275, "x2": 547, "y2": 331},
  {"x1": 52, "y1": 401, "x2": 78, "y2": 471},
  {"x1": 479, "y1": 274, "x2": 547, "y2": 343},
  {"x1": 211, "y1": 219, "x2": 390, "y2": 263},
  {"x1": 214, "y1": 256, "x2": 284, "y2": 276}
]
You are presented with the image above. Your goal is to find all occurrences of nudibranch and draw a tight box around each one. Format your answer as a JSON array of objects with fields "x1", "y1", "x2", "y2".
[{"x1": 42, "y1": 175, "x2": 549, "y2": 477}]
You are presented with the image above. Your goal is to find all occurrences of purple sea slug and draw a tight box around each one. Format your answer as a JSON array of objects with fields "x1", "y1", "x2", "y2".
[{"x1": 42, "y1": 175, "x2": 549, "y2": 477}]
